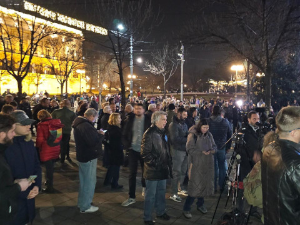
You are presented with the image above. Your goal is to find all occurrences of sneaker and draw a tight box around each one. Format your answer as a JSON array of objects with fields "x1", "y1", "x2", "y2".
[
  {"x1": 157, "y1": 213, "x2": 170, "y2": 221},
  {"x1": 42, "y1": 186, "x2": 54, "y2": 193},
  {"x1": 80, "y1": 205, "x2": 99, "y2": 213},
  {"x1": 121, "y1": 198, "x2": 136, "y2": 207},
  {"x1": 169, "y1": 194, "x2": 182, "y2": 202},
  {"x1": 144, "y1": 221, "x2": 155, "y2": 225},
  {"x1": 111, "y1": 185, "x2": 123, "y2": 190},
  {"x1": 178, "y1": 190, "x2": 188, "y2": 196},
  {"x1": 142, "y1": 187, "x2": 145, "y2": 197},
  {"x1": 197, "y1": 205, "x2": 207, "y2": 214},
  {"x1": 183, "y1": 211, "x2": 192, "y2": 219}
]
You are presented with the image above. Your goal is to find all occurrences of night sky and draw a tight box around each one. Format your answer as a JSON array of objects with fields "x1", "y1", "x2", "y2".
[{"x1": 9, "y1": 0, "x2": 232, "y2": 86}]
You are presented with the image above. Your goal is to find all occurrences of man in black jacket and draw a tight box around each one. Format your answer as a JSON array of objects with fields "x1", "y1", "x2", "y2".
[
  {"x1": 0, "y1": 114, "x2": 31, "y2": 224},
  {"x1": 169, "y1": 107, "x2": 188, "y2": 202},
  {"x1": 262, "y1": 106, "x2": 300, "y2": 225},
  {"x1": 122, "y1": 103, "x2": 151, "y2": 207},
  {"x1": 141, "y1": 111, "x2": 172, "y2": 225},
  {"x1": 72, "y1": 108, "x2": 104, "y2": 213},
  {"x1": 185, "y1": 107, "x2": 197, "y2": 130}
]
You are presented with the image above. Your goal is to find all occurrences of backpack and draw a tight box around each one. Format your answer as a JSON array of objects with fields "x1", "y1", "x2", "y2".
[{"x1": 47, "y1": 120, "x2": 64, "y2": 147}]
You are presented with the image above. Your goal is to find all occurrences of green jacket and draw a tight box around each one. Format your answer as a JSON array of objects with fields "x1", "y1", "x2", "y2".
[{"x1": 51, "y1": 107, "x2": 76, "y2": 134}]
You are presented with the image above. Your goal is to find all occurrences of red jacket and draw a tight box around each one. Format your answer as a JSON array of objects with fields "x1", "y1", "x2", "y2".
[{"x1": 36, "y1": 118, "x2": 62, "y2": 162}]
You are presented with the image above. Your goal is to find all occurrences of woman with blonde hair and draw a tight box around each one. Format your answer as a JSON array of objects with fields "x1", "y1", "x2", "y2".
[
  {"x1": 36, "y1": 109, "x2": 64, "y2": 193},
  {"x1": 103, "y1": 113, "x2": 123, "y2": 189}
]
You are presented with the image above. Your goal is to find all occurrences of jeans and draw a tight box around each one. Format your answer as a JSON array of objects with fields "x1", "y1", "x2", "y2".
[
  {"x1": 104, "y1": 165, "x2": 120, "y2": 187},
  {"x1": 128, "y1": 149, "x2": 145, "y2": 198},
  {"x1": 183, "y1": 196, "x2": 204, "y2": 211},
  {"x1": 60, "y1": 133, "x2": 70, "y2": 163},
  {"x1": 144, "y1": 180, "x2": 166, "y2": 221},
  {"x1": 78, "y1": 158, "x2": 97, "y2": 211},
  {"x1": 214, "y1": 148, "x2": 226, "y2": 190},
  {"x1": 44, "y1": 159, "x2": 55, "y2": 187},
  {"x1": 171, "y1": 150, "x2": 188, "y2": 195}
]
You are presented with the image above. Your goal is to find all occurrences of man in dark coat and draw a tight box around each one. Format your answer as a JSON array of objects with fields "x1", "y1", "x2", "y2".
[
  {"x1": 185, "y1": 107, "x2": 197, "y2": 130},
  {"x1": 51, "y1": 100, "x2": 76, "y2": 164},
  {"x1": 141, "y1": 111, "x2": 172, "y2": 225},
  {"x1": 121, "y1": 103, "x2": 151, "y2": 207},
  {"x1": 32, "y1": 98, "x2": 50, "y2": 122},
  {"x1": 200, "y1": 102, "x2": 211, "y2": 119},
  {"x1": 169, "y1": 107, "x2": 188, "y2": 202},
  {"x1": 208, "y1": 106, "x2": 232, "y2": 192},
  {"x1": 5, "y1": 111, "x2": 42, "y2": 225},
  {"x1": 0, "y1": 114, "x2": 31, "y2": 224},
  {"x1": 72, "y1": 108, "x2": 104, "y2": 213}
]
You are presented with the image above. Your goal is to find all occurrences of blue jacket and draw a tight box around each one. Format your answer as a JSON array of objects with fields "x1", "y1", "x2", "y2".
[
  {"x1": 5, "y1": 136, "x2": 42, "y2": 225},
  {"x1": 208, "y1": 116, "x2": 232, "y2": 150}
]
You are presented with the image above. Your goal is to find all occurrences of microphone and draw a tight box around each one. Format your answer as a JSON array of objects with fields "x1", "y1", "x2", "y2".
[{"x1": 236, "y1": 154, "x2": 241, "y2": 164}]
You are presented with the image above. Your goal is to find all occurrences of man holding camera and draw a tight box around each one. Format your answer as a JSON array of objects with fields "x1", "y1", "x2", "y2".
[{"x1": 238, "y1": 111, "x2": 263, "y2": 216}]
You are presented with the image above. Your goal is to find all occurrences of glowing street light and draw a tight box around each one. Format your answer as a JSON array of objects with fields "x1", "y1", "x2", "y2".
[
  {"x1": 128, "y1": 74, "x2": 136, "y2": 79},
  {"x1": 231, "y1": 65, "x2": 244, "y2": 98},
  {"x1": 103, "y1": 83, "x2": 108, "y2": 89},
  {"x1": 117, "y1": 24, "x2": 124, "y2": 30},
  {"x1": 136, "y1": 57, "x2": 143, "y2": 63}
]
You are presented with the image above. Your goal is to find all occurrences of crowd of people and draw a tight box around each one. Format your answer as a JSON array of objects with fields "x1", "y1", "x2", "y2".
[{"x1": 0, "y1": 91, "x2": 300, "y2": 225}]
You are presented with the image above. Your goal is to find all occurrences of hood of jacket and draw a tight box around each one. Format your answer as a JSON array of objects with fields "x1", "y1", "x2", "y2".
[
  {"x1": 210, "y1": 115, "x2": 223, "y2": 122},
  {"x1": 72, "y1": 116, "x2": 91, "y2": 128}
]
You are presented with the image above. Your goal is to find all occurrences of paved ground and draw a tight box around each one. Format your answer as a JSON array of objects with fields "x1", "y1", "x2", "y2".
[{"x1": 33, "y1": 144, "x2": 263, "y2": 225}]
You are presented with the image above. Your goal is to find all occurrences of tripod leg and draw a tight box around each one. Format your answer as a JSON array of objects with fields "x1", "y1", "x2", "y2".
[{"x1": 211, "y1": 188, "x2": 224, "y2": 224}]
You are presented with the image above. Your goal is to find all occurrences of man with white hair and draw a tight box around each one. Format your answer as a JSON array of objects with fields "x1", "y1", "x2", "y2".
[
  {"x1": 141, "y1": 111, "x2": 172, "y2": 225},
  {"x1": 145, "y1": 104, "x2": 156, "y2": 118},
  {"x1": 72, "y1": 108, "x2": 104, "y2": 213}
]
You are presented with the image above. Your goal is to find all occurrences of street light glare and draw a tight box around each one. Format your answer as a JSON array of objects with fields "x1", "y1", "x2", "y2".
[
  {"x1": 117, "y1": 24, "x2": 124, "y2": 30},
  {"x1": 231, "y1": 65, "x2": 244, "y2": 71},
  {"x1": 136, "y1": 57, "x2": 143, "y2": 63}
]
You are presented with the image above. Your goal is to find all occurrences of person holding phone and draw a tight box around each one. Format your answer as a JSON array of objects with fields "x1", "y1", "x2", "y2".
[
  {"x1": 182, "y1": 118, "x2": 217, "y2": 219},
  {"x1": 5, "y1": 110, "x2": 42, "y2": 225},
  {"x1": 0, "y1": 114, "x2": 32, "y2": 224}
]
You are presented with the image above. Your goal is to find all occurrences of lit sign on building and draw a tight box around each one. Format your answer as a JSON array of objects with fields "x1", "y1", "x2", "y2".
[{"x1": 24, "y1": 0, "x2": 108, "y2": 35}]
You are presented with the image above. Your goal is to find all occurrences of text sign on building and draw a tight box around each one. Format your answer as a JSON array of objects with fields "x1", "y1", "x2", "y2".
[{"x1": 24, "y1": 0, "x2": 108, "y2": 35}]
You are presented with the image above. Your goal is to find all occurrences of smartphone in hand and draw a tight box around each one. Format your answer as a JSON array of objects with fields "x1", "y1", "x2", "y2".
[{"x1": 28, "y1": 175, "x2": 37, "y2": 183}]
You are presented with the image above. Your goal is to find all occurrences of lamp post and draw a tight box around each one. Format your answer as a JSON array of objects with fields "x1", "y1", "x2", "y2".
[
  {"x1": 178, "y1": 41, "x2": 185, "y2": 101},
  {"x1": 76, "y1": 69, "x2": 85, "y2": 95},
  {"x1": 231, "y1": 65, "x2": 244, "y2": 98}
]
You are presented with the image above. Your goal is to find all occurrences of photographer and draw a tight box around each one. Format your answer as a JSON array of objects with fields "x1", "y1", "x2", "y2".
[{"x1": 237, "y1": 111, "x2": 264, "y2": 216}]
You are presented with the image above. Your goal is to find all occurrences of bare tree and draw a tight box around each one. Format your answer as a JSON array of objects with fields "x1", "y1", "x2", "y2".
[
  {"x1": 45, "y1": 36, "x2": 83, "y2": 97},
  {"x1": 182, "y1": 0, "x2": 300, "y2": 109},
  {"x1": 0, "y1": 6, "x2": 58, "y2": 98},
  {"x1": 144, "y1": 44, "x2": 179, "y2": 98},
  {"x1": 86, "y1": 0, "x2": 161, "y2": 111}
]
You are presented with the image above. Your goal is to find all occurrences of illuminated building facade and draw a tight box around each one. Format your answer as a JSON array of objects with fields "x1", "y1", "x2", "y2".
[{"x1": 0, "y1": 2, "x2": 107, "y2": 95}]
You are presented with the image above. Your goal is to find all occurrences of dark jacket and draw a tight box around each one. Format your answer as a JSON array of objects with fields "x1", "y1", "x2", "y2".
[
  {"x1": 200, "y1": 106, "x2": 211, "y2": 119},
  {"x1": 185, "y1": 115, "x2": 195, "y2": 130},
  {"x1": 169, "y1": 116, "x2": 189, "y2": 152},
  {"x1": 5, "y1": 136, "x2": 42, "y2": 225},
  {"x1": 122, "y1": 114, "x2": 151, "y2": 150},
  {"x1": 72, "y1": 117, "x2": 104, "y2": 163},
  {"x1": 107, "y1": 125, "x2": 124, "y2": 166},
  {"x1": 36, "y1": 118, "x2": 63, "y2": 162},
  {"x1": 90, "y1": 100, "x2": 98, "y2": 111},
  {"x1": 208, "y1": 116, "x2": 232, "y2": 150},
  {"x1": 278, "y1": 140, "x2": 300, "y2": 225},
  {"x1": 51, "y1": 107, "x2": 76, "y2": 134},
  {"x1": 100, "y1": 113, "x2": 110, "y2": 130},
  {"x1": 145, "y1": 110, "x2": 153, "y2": 118},
  {"x1": 18, "y1": 102, "x2": 32, "y2": 119},
  {"x1": 141, "y1": 125, "x2": 172, "y2": 180},
  {"x1": 0, "y1": 144, "x2": 21, "y2": 224},
  {"x1": 238, "y1": 124, "x2": 263, "y2": 181}
]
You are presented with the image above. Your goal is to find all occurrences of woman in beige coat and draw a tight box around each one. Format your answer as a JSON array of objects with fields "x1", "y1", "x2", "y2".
[{"x1": 183, "y1": 118, "x2": 217, "y2": 219}]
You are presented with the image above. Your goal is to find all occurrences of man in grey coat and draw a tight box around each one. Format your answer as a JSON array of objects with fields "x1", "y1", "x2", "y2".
[{"x1": 169, "y1": 107, "x2": 188, "y2": 202}]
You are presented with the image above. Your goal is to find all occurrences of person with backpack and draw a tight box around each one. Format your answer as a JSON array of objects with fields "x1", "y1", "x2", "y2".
[
  {"x1": 183, "y1": 118, "x2": 217, "y2": 219},
  {"x1": 36, "y1": 110, "x2": 64, "y2": 193},
  {"x1": 103, "y1": 113, "x2": 124, "y2": 189},
  {"x1": 208, "y1": 106, "x2": 232, "y2": 192}
]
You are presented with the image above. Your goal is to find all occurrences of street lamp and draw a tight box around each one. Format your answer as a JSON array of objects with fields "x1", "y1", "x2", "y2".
[
  {"x1": 231, "y1": 65, "x2": 244, "y2": 98},
  {"x1": 136, "y1": 57, "x2": 143, "y2": 63},
  {"x1": 76, "y1": 69, "x2": 85, "y2": 95},
  {"x1": 117, "y1": 24, "x2": 124, "y2": 30}
]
